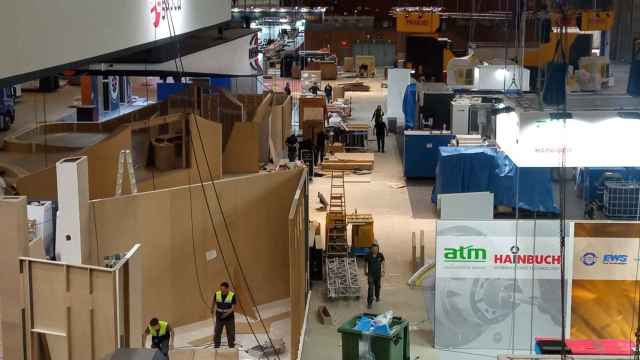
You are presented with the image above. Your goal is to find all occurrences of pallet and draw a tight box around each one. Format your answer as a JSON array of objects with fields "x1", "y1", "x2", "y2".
[
  {"x1": 322, "y1": 162, "x2": 374, "y2": 171},
  {"x1": 326, "y1": 257, "x2": 361, "y2": 299}
]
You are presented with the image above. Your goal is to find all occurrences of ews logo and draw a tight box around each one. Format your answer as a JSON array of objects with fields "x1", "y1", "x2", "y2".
[{"x1": 602, "y1": 254, "x2": 628, "y2": 265}]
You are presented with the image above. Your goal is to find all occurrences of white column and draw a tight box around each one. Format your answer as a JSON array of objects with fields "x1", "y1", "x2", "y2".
[{"x1": 55, "y1": 156, "x2": 90, "y2": 264}]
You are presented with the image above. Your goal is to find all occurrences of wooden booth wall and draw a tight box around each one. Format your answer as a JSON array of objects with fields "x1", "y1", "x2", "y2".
[
  {"x1": 288, "y1": 169, "x2": 308, "y2": 360},
  {"x1": 20, "y1": 245, "x2": 142, "y2": 360},
  {"x1": 222, "y1": 93, "x2": 273, "y2": 174},
  {"x1": 571, "y1": 222, "x2": 640, "y2": 340},
  {"x1": 0, "y1": 196, "x2": 29, "y2": 360},
  {"x1": 16, "y1": 114, "x2": 222, "y2": 201},
  {"x1": 271, "y1": 93, "x2": 293, "y2": 154},
  {"x1": 88, "y1": 169, "x2": 303, "y2": 327}
]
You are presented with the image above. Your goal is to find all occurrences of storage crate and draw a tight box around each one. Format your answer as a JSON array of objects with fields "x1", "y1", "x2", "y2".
[{"x1": 603, "y1": 181, "x2": 640, "y2": 218}]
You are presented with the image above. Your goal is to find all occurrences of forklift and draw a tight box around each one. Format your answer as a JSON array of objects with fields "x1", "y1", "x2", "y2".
[{"x1": 0, "y1": 87, "x2": 16, "y2": 131}]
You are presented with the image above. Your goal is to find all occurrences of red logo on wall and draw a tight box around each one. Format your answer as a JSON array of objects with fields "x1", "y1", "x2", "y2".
[
  {"x1": 150, "y1": 0, "x2": 183, "y2": 29},
  {"x1": 248, "y1": 33, "x2": 263, "y2": 74}
]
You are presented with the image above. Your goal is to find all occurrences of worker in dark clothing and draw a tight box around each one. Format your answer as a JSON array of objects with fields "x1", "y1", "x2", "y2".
[
  {"x1": 142, "y1": 318, "x2": 174, "y2": 357},
  {"x1": 374, "y1": 119, "x2": 388, "y2": 153},
  {"x1": 284, "y1": 82, "x2": 292, "y2": 96},
  {"x1": 365, "y1": 244, "x2": 385, "y2": 309},
  {"x1": 371, "y1": 105, "x2": 384, "y2": 124},
  {"x1": 286, "y1": 133, "x2": 298, "y2": 162},
  {"x1": 324, "y1": 83, "x2": 333, "y2": 103},
  {"x1": 212, "y1": 282, "x2": 237, "y2": 349},
  {"x1": 309, "y1": 82, "x2": 321, "y2": 95},
  {"x1": 315, "y1": 130, "x2": 327, "y2": 165}
]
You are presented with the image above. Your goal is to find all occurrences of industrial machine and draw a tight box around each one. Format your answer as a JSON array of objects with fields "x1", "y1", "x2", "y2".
[{"x1": 0, "y1": 87, "x2": 16, "y2": 131}]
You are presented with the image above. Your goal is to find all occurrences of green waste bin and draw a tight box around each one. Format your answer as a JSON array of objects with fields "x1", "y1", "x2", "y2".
[{"x1": 337, "y1": 313, "x2": 410, "y2": 360}]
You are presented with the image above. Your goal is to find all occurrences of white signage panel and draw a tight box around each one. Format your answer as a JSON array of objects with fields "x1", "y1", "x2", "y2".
[
  {"x1": 434, "y1": 220, "x2": 573, "y2": 351},
  {"x1": 0, "y1": 0, "x2": 231, "y2": 80},
  {"x1": 573, "y1": 236, "x2": 640, "y2": 281}
]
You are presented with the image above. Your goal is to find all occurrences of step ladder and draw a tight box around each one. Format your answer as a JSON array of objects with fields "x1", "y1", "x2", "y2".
[
  {"x1": 326, "y1": 171, "x2": 349, "y2": 257},
  {"x1": 329, "y1": 171, "x2": 346, "y2": 213},
  {"x1": 115, "y1": 150, "x2": 137, "y2": 196}
]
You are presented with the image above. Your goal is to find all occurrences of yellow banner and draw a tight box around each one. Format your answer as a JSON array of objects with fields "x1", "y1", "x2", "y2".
[
  {"x1": 580, "y1": 10, "x2": 615, "y2": 31},
  {"x1": 396, "y1": 12, "x2": 440, "y2": 33}
]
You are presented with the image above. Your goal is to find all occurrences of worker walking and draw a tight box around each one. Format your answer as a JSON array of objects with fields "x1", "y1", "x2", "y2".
[
  {"x1": 371, "y1": 105, "x2": 384, "y2": 124},
  {"x1": 315, "y1": 129, "x2": 327, "y2": 165},
  {"x1": 142, "y1": 318, "x2": 174, "y2": 358},
  {"x1": 212, "y1": 282, "x2": 237, "y2": 349},
  {"x1": 286, "y1": 133, "x2": 298, "y2": 162},
  {"x1": 374, "y1": 119, "x2": 387, "y2": 153},
  {"x1": 324, "y1": 83, "x2": 333, "y2": 103},
  {"x1": 309, "y1": 82, "x2": 321, "y2": 96},
  {"x1": 365, "y1": 244, "x2": 385, "y2": 309}
]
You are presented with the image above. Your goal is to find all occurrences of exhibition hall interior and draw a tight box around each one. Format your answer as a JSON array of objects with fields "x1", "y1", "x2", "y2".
[{"x1": 1, "y1": 0, "x2": 640, "y2": 359}]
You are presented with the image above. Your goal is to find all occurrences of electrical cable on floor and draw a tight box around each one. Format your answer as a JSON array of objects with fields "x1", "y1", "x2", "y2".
[
  {"x1": 161, "y1": 3, "x2": 278, "y2": 357},
  {"x1": 164, "y1": 5, "x2": 281, "y2": 357}
]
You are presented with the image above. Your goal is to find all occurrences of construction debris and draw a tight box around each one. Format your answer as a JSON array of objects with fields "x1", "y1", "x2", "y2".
[
  {"x1": 337, "y1": 81, "x2": 371, "y2": 92},
  {"x1": 322, "y1": 153, "x2": 374, "y2": 171},
  {"x1": 246, "y1": 338, "x2": 286, "y2": 358},
  {"x1": 318, "y1": 305, "x2": 334, "y2": 325}
]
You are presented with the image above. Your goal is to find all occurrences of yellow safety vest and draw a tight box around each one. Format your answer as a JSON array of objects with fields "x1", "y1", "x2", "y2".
[
  {"x1": 215, "y1": 290, "x2": 235, "y2": 304},
  {"x1": 148, "y1": 321, "x2": 168, "y2": 337}
]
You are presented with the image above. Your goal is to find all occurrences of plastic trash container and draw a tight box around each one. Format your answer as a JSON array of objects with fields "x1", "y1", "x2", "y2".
[{"x1": 337, "y1": 313, "x2": 410, "y2": 360}]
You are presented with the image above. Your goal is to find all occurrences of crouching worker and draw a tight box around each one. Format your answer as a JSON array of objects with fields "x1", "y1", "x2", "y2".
[{"x1": 143, "y1": 318, "x2": 174, "y2": 358}]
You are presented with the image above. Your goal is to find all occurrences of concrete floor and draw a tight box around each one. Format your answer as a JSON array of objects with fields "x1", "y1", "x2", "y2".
[{"x1": 301, "y1": 75, "x2": 443, "y2": 360}]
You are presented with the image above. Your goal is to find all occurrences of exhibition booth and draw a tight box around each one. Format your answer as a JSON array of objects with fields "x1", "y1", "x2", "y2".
[
  {"x1": 421, "y1": 92, "x2": 640, "y2": 358},
  {"x1": 429, "y1": 220, "x2": 640, "y2": 356}
]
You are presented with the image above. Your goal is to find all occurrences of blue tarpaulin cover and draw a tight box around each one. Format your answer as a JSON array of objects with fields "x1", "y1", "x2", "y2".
[
  {"x1": 402, "y1": 83, "x2": 417, "y2": 129},
  {"x1": 432, "y1": 147, "x2": 559, "y2": 214}
]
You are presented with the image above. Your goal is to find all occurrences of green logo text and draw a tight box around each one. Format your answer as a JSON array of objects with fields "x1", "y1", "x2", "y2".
[{"x1": 444, "y1": 245, "x2": 488, "y2": 262}]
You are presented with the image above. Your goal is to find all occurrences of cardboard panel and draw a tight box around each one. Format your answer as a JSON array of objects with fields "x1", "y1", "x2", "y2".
[
  {"x1": 16, "y1": 126, "x2": 133, "y2": 201},
  {"x1": 89, "y1": 170, "x2": 303, "y2": 327},
  {"x1": 271, "y1": 93, "x2": 292, "y2": 156},
  {"x1": 288, "y1": 171, "x2": 308, "y2": 359},
  {"x1": 222, "y1": 123, "x2": 260, "y2": 174},
  {"x1": 68, "y1": 267, "x2": 93, "y2": 359},
  {"x1": 92, "y1": 270, "x2": 118, "y2": 357},
  {"x1": 190, "y1": 115, "x2": 224, "y2": 181},
  {"x1": 0, "y1": 196, "x2": 28, "y2": 360},
  {"x1": 20, "y1": 251, "x2": 138, "y2": 360}
]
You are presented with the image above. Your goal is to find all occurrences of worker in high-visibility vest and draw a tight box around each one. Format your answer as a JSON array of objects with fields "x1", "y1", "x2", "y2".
[
  {"x1": 212, "y1": 282, "x2": 237, "y2": 348},
  {"x1": 142, "y1": 318, "x2": 174, "y2": 357}
]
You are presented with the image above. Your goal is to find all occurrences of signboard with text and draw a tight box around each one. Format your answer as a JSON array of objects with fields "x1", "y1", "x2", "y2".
[
  {"x1": 396, "y1": 12, "x2": 440, "y2": 33},
  {"x1": 433, "y1": 220, "x2": 573, "y2": 351}
]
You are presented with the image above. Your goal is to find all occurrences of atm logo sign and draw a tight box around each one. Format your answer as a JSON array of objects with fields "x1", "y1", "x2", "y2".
[{"x1": 444, "y1": 245, "x2": 488, "y2": 263}]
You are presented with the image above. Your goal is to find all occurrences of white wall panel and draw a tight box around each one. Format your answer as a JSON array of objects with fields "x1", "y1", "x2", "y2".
[{"x1": 0, "y1": 0, "x2": 231, "y2": 79}]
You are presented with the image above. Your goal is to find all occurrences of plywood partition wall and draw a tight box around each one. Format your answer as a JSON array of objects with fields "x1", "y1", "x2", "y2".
[
  {"x1": 88, "y1": 169, "x2": 303, "y2": 327},
  {"x1": 16, "y1": 126, "x2": 133, "y2": 201},
  {"x1": 271, "y1": 93, "x2": 293, "y2": 154},
  {"x1": 16, "y1": 114, "x2": 223, "y2": 200},
  {"x1": 20, "y1": 244, "x2": 142, "y2": 360},
  {"x1": 0, "y1": 196, "x2": 28, "y2": 360},
  {"x1": 288, "y1": 169, "x2": 309, "y2": 360}
]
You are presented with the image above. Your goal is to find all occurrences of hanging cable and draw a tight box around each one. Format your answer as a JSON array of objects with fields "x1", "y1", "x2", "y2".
[{"x1": 162, "y1": 2, "x2": 280, "y2": 357}]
